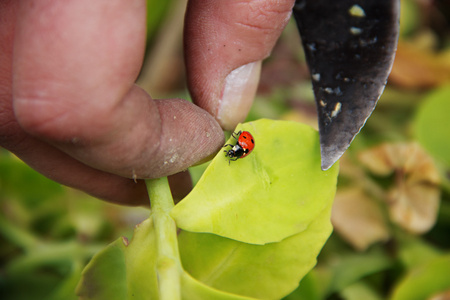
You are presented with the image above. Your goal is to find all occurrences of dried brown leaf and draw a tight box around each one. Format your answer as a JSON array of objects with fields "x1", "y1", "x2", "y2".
[
  {"x1": 389, "y1": 40, "x2": 450, "y2": 89},
  {"x1": 429, "y1": 289, "x2": 450, "y2": 300},
  {"x1": 358, "y1": 143, "x2": 441, "y2": 234},
  {"x1": 332, "y1": 188, "x2": 390, "y2": 251}
]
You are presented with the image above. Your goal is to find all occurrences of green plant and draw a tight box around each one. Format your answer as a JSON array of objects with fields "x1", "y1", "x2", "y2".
[{"x1": 76, "y1": 119, "x2": 339, "y2": 300}]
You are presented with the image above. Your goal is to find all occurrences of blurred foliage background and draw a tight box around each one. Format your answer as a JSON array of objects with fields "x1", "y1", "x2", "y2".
[{"x1": 1, "y1": 0, "x2": 450, "y2": 299}]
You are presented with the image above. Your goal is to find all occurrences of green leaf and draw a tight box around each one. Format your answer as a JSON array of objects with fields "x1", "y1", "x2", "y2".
[
  {"x1": 146, "y1": 0, "x2": 171, "y2": 40},
  {"x1": 282, "y1": 271, "x2": 323, "y2": 300},
  {"x1": 76, "y1": 212, "x2": 257, "y2": 300},
  {"x1": 75, "y1": 222, "x2": 261, "y2": 300},
  {"x1": 178, "y1": 204, "x2": 333, "y2": 300},
  {"x1": 396, "y1": 232, "x2": 442, "y2": 269},
  {"x1": 47, "y1": 261, "x2": 84, "y2": 300},
  {"x1": 415, "y1": 86, "x2": 450, "y2": 167},
  {"x1": 399, "y1": 0, "x2": 421, "y2": 36},
  {"x1": 171, "y1": 119, "x2": 339, "y2": 245},
  {"x1": 77, "y1": 122, "x2": 339, "y2": 299},
  {"x1": 390, "y1": 254, "x2": 450, "y2": 300},
  {"x1": 181, "y1": 272, "x2": 255, "y2": 300},
  {"x1": 76, "y1": 219, "x2": 159, "y2": 300},
  {"x1": 325, "y1": 247, "x2": 393, "y2": 295},
  {"x1": 0, "y1": 152, "x2": 65, "y2": 206},
  {"x1": 340, "y1": 282, "x2": 383, "y2": 300}
]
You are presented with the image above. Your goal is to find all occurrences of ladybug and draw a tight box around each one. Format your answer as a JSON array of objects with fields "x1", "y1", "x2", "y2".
[{"x1": 223, "y1": 130, "x2": 255, "y2": 163}]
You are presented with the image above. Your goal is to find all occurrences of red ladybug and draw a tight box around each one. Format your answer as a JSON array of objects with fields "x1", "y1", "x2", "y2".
[{"x1": 223, "y1": 131, "x2": 255, "y2": 163}]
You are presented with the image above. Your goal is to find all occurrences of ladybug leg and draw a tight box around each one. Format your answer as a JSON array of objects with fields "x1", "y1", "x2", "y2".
[
  {"x1": 223, "y1": 144, "x2": 233, "y2": 154},
  {"x1": 231, "y1": 131, "x2": 242, "y2": 141},
  {"x1": 227, "y1": 156, "x2": 239, "y2": 165}
]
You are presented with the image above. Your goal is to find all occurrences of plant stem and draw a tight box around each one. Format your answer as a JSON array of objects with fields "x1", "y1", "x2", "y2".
[
  {"x1": 0, "y1": 214, "x2": 39, "y2": 251},
  {"x1": 146, "y1": 177, "x2": 181, "y2": 300},
  {"x1": 6, "y1": 241, "x2": 102, "y2": 275}
]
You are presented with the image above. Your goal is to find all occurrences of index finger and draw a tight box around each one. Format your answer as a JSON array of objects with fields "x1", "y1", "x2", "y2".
[{"x1": 12, "y1": 0, "x2": 224, "y2": 180}]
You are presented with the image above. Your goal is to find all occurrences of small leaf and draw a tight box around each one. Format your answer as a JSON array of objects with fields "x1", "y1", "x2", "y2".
[
  {"x1": 178, "y1": 204, "x2": 333, "y2": 300},
  {"x1": 391, "y1": 254, "x2": 450, "y2": 300},
  {"x1": 399, "y1": 0, "x2": 421, "y2": 36},
  {"x1": 396, "y1": 233, "x2": 441, "y2": 269},
  {"x1": 76, "y1": 219, "x2": 159, "y2": 300},
  {"x1": 171, "y1": 119, "x2": 339, "y2": 245},
  {"x1": 340, "y1": 282, "x2": 383, "y2": 300},
  {"x1": 77, "y1": 218, "x2": 257, "y2": 300},
  {"x1": 282, "y1": 271, "x2": 323, "y2": 300},
  {"x1": 326, "y1": 247, "x2": 393, "y2": 295},
  {"x1": 415, "y1": 86, "x2": 450, "y2": 167}
]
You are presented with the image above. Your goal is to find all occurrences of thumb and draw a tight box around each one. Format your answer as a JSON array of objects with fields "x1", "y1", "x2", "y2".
[{"x1": 184, "y1": 0, "x2": 295, "y2": 130}]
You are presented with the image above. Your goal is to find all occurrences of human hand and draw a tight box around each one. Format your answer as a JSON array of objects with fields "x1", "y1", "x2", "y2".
[{"x1": 0, "y1": 0, "x2": 294, "y2": 205}]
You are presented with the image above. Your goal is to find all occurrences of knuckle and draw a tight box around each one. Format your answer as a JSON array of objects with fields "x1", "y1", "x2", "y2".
[{"x1": 14, "y1": 94, "x2": 69, "y2": 139}]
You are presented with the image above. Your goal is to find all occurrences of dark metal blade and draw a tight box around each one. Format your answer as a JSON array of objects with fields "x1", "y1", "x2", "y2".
[{"x1": 292, "y1": 0, "x2": 400, "y2": 170}]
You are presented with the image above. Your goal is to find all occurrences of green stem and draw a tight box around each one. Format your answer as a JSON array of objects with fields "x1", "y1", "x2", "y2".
[
  {"x1": 146, "y1": 177, "x2": 181, "y2": 300},
  {"x1": 0, "y1": 214, "x2": 39, "y2": 251},
  {"x1": 6, "y1": 241, "x2": 102, "y2": 275}
]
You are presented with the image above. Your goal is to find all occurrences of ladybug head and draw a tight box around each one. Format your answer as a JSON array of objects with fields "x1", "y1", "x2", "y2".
[{"x1": 225, "y1": 145, "x2": 246, "y2": 159}]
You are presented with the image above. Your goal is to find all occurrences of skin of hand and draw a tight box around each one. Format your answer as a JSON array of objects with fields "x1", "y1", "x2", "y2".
[{"x1": 0, "y1": 0, "x2": 294, "y2": 206}]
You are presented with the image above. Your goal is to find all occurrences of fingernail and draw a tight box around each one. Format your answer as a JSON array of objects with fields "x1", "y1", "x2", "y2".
[{"x1": 218, "y1": 61, "x2": 262, "y2": 130}]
